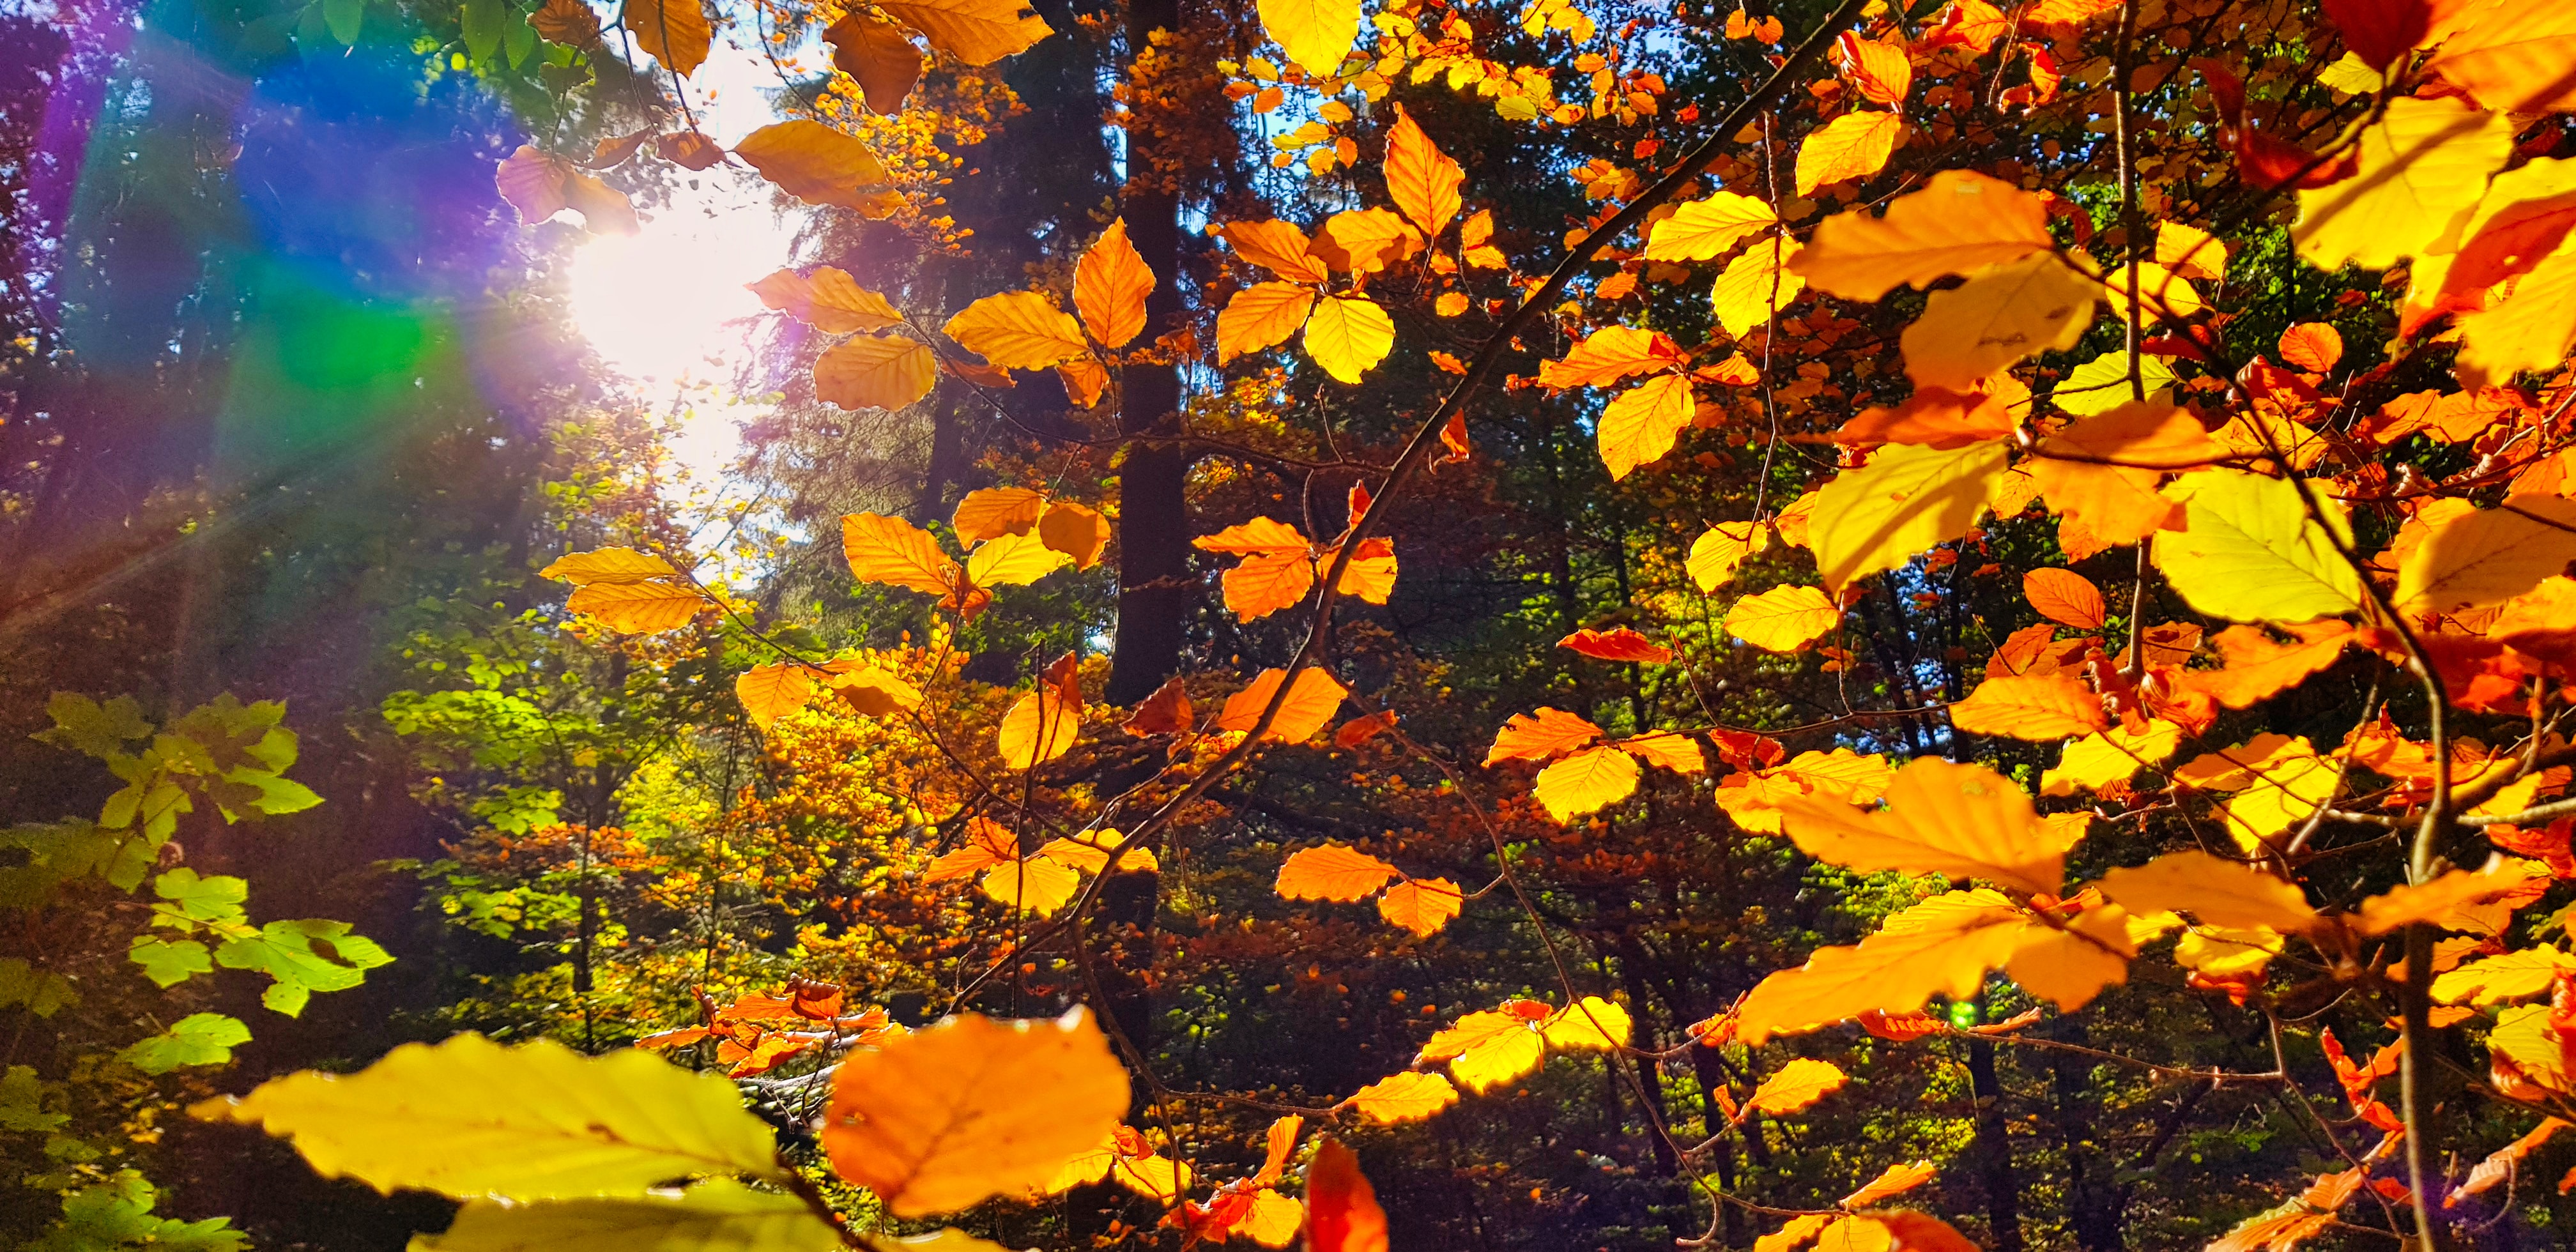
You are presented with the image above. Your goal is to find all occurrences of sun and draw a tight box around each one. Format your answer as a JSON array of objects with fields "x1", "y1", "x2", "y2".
[{"x1": 567, "y1": 192, "x2": 790, "y2": 386}]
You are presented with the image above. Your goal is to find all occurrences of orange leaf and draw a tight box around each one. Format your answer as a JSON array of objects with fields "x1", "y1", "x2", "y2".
[
  {"x1": 1840, "y1": 1161, "x2": 1937, "y2": 1209},
  {"x1": 924, "y1": 818, "x2": 1019, "y2": 882},
  {"x1": 1335, "y1": 710, "x2": 1397, "y2": 748},
  {"x1": 2096, "y1": 849, "x2": 2318, "y2": 931},
  {"x1": 1215, "y1": 668, "x2": 1347, "y2": 742},
  {"x1": 953, "y1": 487, "x2": 1047, "y2": 544},
  {"x1": 2023, "y1": 568, "x2": 2106, "y2": 630},
  {"x1": 997, "y1": 687, "x2": 1082, "y2": 770},
  {"x1": 1793, "y1": 170, "x2": 2053, "y2": 302},
  {"x1": 1772, "y1": 757, "x2": 2069, "y2": 896},
  {"x1": 735, "y1": 664, "x2": 819, "y2": 731},
  {"x1": 1221, "y1": 220, "x2": 1332, "y2": 284},
  {"x1": 1836, "y1": 32, "x2": 1912, "y2": 105},
  {"x1": 1383, "y1": 104, "x2": 1464, "y2": 239},
  {"x1": 748, "y1": 266, "x2": 904, "y2": 333},
  {"x1": 1303, "y1": 1140, "x2": 1389, "y2": 1252},
  {"x1": 1533, "y1": 745, "x2": 1642, "y2": 821},
  {"x1": 2278, "y1": 321, "x2": 2343, "y2": 372},
  {"x1": 1218, "y1": 550, "x2": 1315, "y2": 622},
  {"x1": 1558, "y1": 627, "x2": 1673, "y2": 663},
  {"x1": 1726, "y1": 584, "x2": 1841, "y2": 653},
  {"x1": 734, "y1": 121, "x2": 899, "y2": 216},
  {"x1": 1218, "y1": 283, "x2": 1320, "y2": 363},
  {"x1": 1537, "y1": 326, "x2": 1686, "y2": 391},
  {"x1": 1339, "y1": 1071, "x2": 1459, "y2": 1124},
  {"x1": 843, "y1": 512, "x2": 960, "y2": 597},
  {"x1": 1485, "y1": 707, "x2": 1604, "y2": 764},
  {"x1": 1835, "y1": 385, "x2": 2020, "y2": 449},
  {"x1": 1074, "y1": 218, "x2": 1155, "y2": 349},
  {"x1": 1123, "y1": 677, "x2": 1193, "y2": 736},
  {"x1": 1377, "y1": 878, "x2": 1463, "y2": 936},
  {"x1": 1598, "y1": 375, "x2": 1697, "y2": 480},
  {"x1": 1744, "y1": 1057, "x2": 1846, "y2": 1117},
  {"x1": 564, "y1": 581, "x2": 704, "y2": 634},
  {"x1": 1275, "y1": 843, "x2": 1399, "y2": 901},
  {"x1": 1947, "y1": 672, "x2": 2107, "y2": 740},
  {"x1": 1038, "y1": 501, "x2": 1110, "y2": 570},
  {"x1": 2170, "y1": 622, "x2": 2352, "y2": 710},
  {"x1": 1793, "y1": 111, "x2": 1906, "y2": 198}
]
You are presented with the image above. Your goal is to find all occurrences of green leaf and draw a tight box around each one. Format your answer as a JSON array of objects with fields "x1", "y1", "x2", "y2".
[
  {"x1": 35, "y1": 693, "x2": 153, "y2": 761},
  {"x1": 413, "y1": 1180, "x2": 839, "y2": 1252},
  {"x1": 129, "y1": 938, "x2": 214, "y2": 988},
  {"x1": 226, "y1": 767, "x2": 324, "y2": 817},
  {"x1": 462, "y1": 0, "x2": 503, "y2": 60},
  {"x1": 215, "y1": 920, "x2": 394, "y2": 1016},
  {"x1": 121, "y1": 1014, "x2": 252, "y2": 1075},
  {"x1": 2150, "y1": 470, "x2": 2362, "y2": 623},
  {"x1": 194, "y1": 1032, "x2": 788, "y2": 1198},
  {"x1": 0, "y1": 958, "x2": 79, "y2": 1018},
  {"x1": 152, "y1": 869, "x2": 251, "y2": 927},
  {"x1": 28, "y1": 1170, "x2": 248, "y2": 1252},
  {"x1": 1, "y1": 1064, "x2": 67, "y2": 1133}
]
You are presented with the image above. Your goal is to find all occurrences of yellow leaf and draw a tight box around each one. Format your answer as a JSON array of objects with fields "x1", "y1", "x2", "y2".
[
  {"x1": 1898, "y1": 252, "x2": 2097, "y2": 392},
  {"x1": 943, "y1": 291, "x2": 1087, "y2": 370},
  {"x1": 625, "y1": 0, "x2": 710, "y2": 75},
  {"x1": 2099, "y1": 260, "x2": 2206, "y2": 322},
  {"x1": 1340, "y1": 1071, "x2": 1459, "y2": 1124},
  {"x1": 749, "y1": 267, "x2": 903, "y2": 333},
  {"x1": 1725, "y1": 584, "x2": 1840, "y2": 652},
  {"x1": 1735, "y1": 889, "x2": 2035, "y2": 1045},
  {"x1": 1945, "y1": 672, "x2": 2106, "y2": 740},
  {"x1": 1756, "y1": 1215, "x2": 1835, "y2": 1252},
  {"x1": 2156, "y1": 220, "x2": 2226, "y2": 280},
  {"x1": 1073, "y1": 219, "x2": 1153, "y2": 349},
  {"x1": 1793, "y1": 111, "x2": 1906, "y2": 197},
  {"x1": 565, "y1": 581, "x2": 703, "y2": 634},
  {"x1": 417, "y1": 1181, "x2": 838, "y2": 1252},
  {"x1": 1744, "y1": 1057, "x2": 1846, "y2": 1117},
  {"x1": 2457, "y1": 236, "x2": 2576, "y2": 390},
  {"x1": 1793, "y1": 170, "x2": 2055, "y2": 302},
  {"x1": 541, "y1": 547, "x2": 678, "y2": 584},
  {"x1": 190, "y1": 1033, "x2": 784, "y2": 1198},
  {"x1": 979, "y1": 859, "x2": 1080, "y2": 915},
  {"x1": 1422, "y1": 1011, "x2": 1547, "y2": 1093},
  {"x1": 2295, "y1": 95, "x2": 2515, "y2": 271},
  {"x1": 1377, "y1": 878, "x2": 1462, "y2": 936},
  {"x1": 2432, "y1": 948, "x2": 2576, "y2": 1005},
  {"x1": 2095, "y1": 850, "x2": 2317, "y2": 931},
  {"x1": 2000, "y1": 908, "x2": 2134, "y2": 1012},
  {"x1": 1038, "y1": 501, "x2": 1109, "y2": 570},
  {"x1": 1035, "y1": 830, "x2": 1156, "y2": 876},
  {"x1": 1619, "y1": 732, "x2": 1705, "y2": 775},
  {"x1": 1216, "y1": 283, "x2": 1317, "y2": 364},
  {"x1": 1241, "y1": 1190, "x2": 1304, "y2": 1247},
  {"x1": 842, "y1": 513, "x2": 960, "y2": 597},
  {"x1": 1275, "y1": 843, "x2": 1397, "y2": 901},
  {"x1": 965, "y1": 531, "x2": 1071, "y2": 588},
  {"x1": 2426, "y1": 1, "x2": 2576, "y2": 112},
  {"x1": 734, "y1": 121, "x2": 900, "y2": 215},
  {"x1": 1110, "y1": 1154, "x2": 1192, "y2": 1200},
  {"x1": 1597, "y1": 374, "x2": 1696, "y2": 480},
  {"x1": 1538, "y1": 996, "x2": 1630, "y2": 1051},
  {"x1": 952, "y1": 487, "x2": 1046, "y2": 544},
  {"x1": 815, "y1": 332, "x2": 937, "y2": 411},
  {"x1": 1214, "y1": 668, "x2": 1347, "y2": 742},
  {"x1": 870, "y1": 0, "x2": 1052, "y2": 64},
  {"x1": 1809, "y1": 440, "x2": 2010, "y2": 592},
  {"x1": 2150, "y1": 470, "x2": 2361, "y2": 623},
  {"x1": 1256, "y1": 0, "x2": 1359, "y2": 71},
  {"x1": 1642, "y1": 192, "x2": 1775, "y2": 263},
  {"x1": 1710, "y1": 236, "x2": 1805, "y2": 339},
  {"x1": 735, "y1": 665, "x2": 818, "y2": 731},
  {"x1": 1383, "y1": 104, "x2": 1464, "y2": 238},
  {"x1": 1773, "y1": 757, "x2": 2068, "y2": 896},
  {"x1": 2041, "y1": 719, "x2": 2181, "y2": 795},
  {"x1": 1533, "y1": 745, "x2": 1641, "y2": 822},
  {"x1": 1688, "y1": 521, "x2": 1770, "y2": 592},
  {"x1": 1304, "y1": 295, "x2": 1395, "y2": 385},
  {"x1": 2396, "y1": 497, "x2": 2576, "y2": 613},
  {"x1": 997, "y1": 689, "x2": 1080, "y2": 770},
  {"x1": 1538, "y1": 326, "x2": 1685, "y2": 390},
  {"x1": 1485, "y1": 707, "x2": 1603, "y2": 763},
  {"x1": 820, "y1": 1009, "x2": 1128, "y2": 1217}
]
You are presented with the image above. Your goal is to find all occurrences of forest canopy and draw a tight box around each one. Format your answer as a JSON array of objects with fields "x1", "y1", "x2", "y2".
[{"x1": 6, "y1": 0, "x2": 2576, "y2": 1249}]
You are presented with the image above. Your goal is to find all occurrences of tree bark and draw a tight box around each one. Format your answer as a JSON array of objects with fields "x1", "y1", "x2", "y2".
[
  {"x1": 1103, "y1": 0, "x2": 1193, "y2": 705},
  {"x1": 1967, "y1": 1032, "x2": 2025, "y2": 1252}
]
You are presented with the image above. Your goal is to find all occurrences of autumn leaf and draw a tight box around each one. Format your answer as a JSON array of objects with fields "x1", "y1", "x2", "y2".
[
  {"x1": 1383, "y1": 105, "x2": 1464, "y2": 239},
  {"x1": 1898, "y1": 252, "x2": 2098, "y2": 392},
  {"x1": 979, "y1": 858, "x2": 1080, "y2": 915},
  {"x1": 1689, "y1": 521, "x2": 1770, "y2": 592},
  {"x1": 1793, "y1": 111, "x2": 1906, "y2": 197},
  {"x1": 1038, "y1": 501, "x2": 1108, "y2": 570},
  {"x1": 965, "y1": 531, "x2": 1070, "y2": 587},
  {"x1": 1734, "y1": 890, "x2": 2039, "y2": 1045},
  {"x1": 565, "y1": 581, "x2": 704, "y2": 634},
  {"x1": 1744, "y1": 1058, "x2": 1846, "y2": 1117},
  {"x1": 824, "y1": 13, "x2": 923, "y2": 114},
  {"x1": 1946, "y1": 673, "x2": 2108, "y2": 741},
  {"x1": 751, "y1": 266, "x2": 905, "y2": 334},
  {"x1": 1641, "y1": 192, "x2": 1775, "y2": 263},
  {"x1": 2395, "y1": 498, "x2": 2576, "y2": 613},
  {"x1": 815, "y1": 332, "x2": 939, "y2": 411},
  {"x1": 2171, "y1": 622, "x2": 2352, "y2": 710},
  {"x1": 2352, "y1": 856, "x2": 2548, "y2": 935},
  {"x1": 1538, "y1": 326, "x2": 1687, "y2": 390},
  {"x1": 1304, "y1": 295, "x2": 1395, "y2": 384},
  {"x1": 944, "y1": 291, "x2": 1088, "y2": 371},
  {"x1": 843, "y1": 513, "x2": 960, "y2": 597},
  {"x1": 1558, "y1": 627, "x2": 1672, "y2": 663},
  {"x1": 2041, "y1": 720, "x2": 2181, "y2": 796},
  {"x1": 952, "y1": 487, "x2": 1046, "y2": 544},
  {"x1": 2151, "y1": 470, "x2": 2362, "y2": 623},
  {"x1": 494, "y1": 147, "x2": 638, "y2": 234},
  {"x1": 1275, "y1": 843, "x2": 1399, "y2": 901},
  {"x1": 1377, "y1": 878, "x2": 1462, "y2": 936},
  {"x1": 1214, "y1": 668, "x2": 1347, "y2": 742},
  {"x1": 2023, "y1": 569, "x2": 2106, "y2": 629},
  {"x1": 1809, "y1": 441, "x2": 2010, "y2": 592},
  {"x1": 870, "y1": 0, "x2": 1053, "y2": 65},
  {"x1": 1794, "y1": 170, "x2": 2055, "y2": 302},
  {"x1": 2295, "y1": 96, "x2": 2514, "y2": 271},
  {"x1": 2096, "y1": 850, "x2": 2317, "y2": 931},
  {"x1": 1710, "y1": 236, "x2": 1805, "y2": 339},
  {"x1": 1303, "y1": 1139, "x2": 1388, "y2": 1252},
  {"x1": 821, "y1": 1009, "x2": 1128, "y2": 1216},
  {"x1": 829, "y1": 664, "x2": 925, "y2": 717},
  {"x1": 1725, "y1": 584, "x2": 1840, "y2": 653},
  {"x1": 735, "y1": 664, "x2": 818, "y2": 731},
  {"x1": 2278, "y1": 322, "x2": 2343, "y2": 372},
  {"x1": 1222, "y1": 220, "x2": 1333, "y2": 284},
  {"x1": 1533, "y1": 745, "x2": 1642, "y2": 822},
  {"x1": 418, "y1": 1182, "x2": 840, "y2": 1252},
  {"x1": 1538, "y1": 996, "x2": 1631, "y2": 1052},
  {"x1": 734, "y1": 121, "x2": 900, "y2": 216},
  {"x1": 997, "y1": 687, "x2": 1079, "y2": 770},
  {"x1": 1841, "y1": 1161, "x2": 1938, "y2": 1209},
  {"x1": 1597, "y1": 375, "x2": 1696, "y2": 480},
  {"x1": 625, "y1": 0, "x2": 711, "y2": 76},
  {"x1": 1485, "y1": 707, "x2": 1603, "y2": 764},
  {"x1": 1340, "y1": 1071, "x2": 1459, "y2": 1124},
  {"x1": 1837, "y1": 32, "x2": 1912, "y2": 104},
  {"x1": 2432, "y1": 948, "x2": 2576, "y2": 1006},
  {"x1": 541, "y1": 547, "x2": 678, "y2": 584},
  {"x1": 1073, "y1": 219, "x2": 1153, "y2": 349},
  {"x1": 192, "y1": 1033, "x2": 786, "y2": 1198},
  {"x1": 1772, "y1": 758, "x2": 2069, "y2": 896},
  {"x1": 1217, "y1": 284, "x2": 1319, "y2": 364}
]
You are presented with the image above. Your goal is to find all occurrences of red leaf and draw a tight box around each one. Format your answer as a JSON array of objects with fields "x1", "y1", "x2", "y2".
[
  {"x1": 1558, "y1": 627, "x2": 1674, "y2": 663},
  {"x1": 1303, "y1": 1139, "x2": 1389, "y2": 1252},
  {"x1": 2321, "y1": 0, "x2": 2430, "y2": 72}
]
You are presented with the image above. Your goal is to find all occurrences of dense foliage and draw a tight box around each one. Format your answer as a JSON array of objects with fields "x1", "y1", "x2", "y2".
[{"x1": 8, "y1": 0, "x2": 2576, "y2": 1249}]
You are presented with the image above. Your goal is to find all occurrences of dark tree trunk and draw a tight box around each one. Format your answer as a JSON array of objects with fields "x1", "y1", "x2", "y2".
[
  {"x1": 1103, "y1": 0, "x2": 1193, "y2": 705},
  {"x1": 2051, "y1": 1021, "x2": 2126, "y2": 1252},
  {"x1": 1968, "y1": 1034, "x2": 2025, "y2": 1252}
]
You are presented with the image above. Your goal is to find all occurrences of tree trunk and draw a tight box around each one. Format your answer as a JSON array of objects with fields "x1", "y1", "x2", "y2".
[
  {"x1": 1103, "y1": 0, "x2": 1192, "y2": 705},
  {"x1": 1967, "y1": 1033, "x2": 2025, "y2": 1252},
  {"x1": 2050, "y1": 1021, "x2": 2126, "y2": 1252}
]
